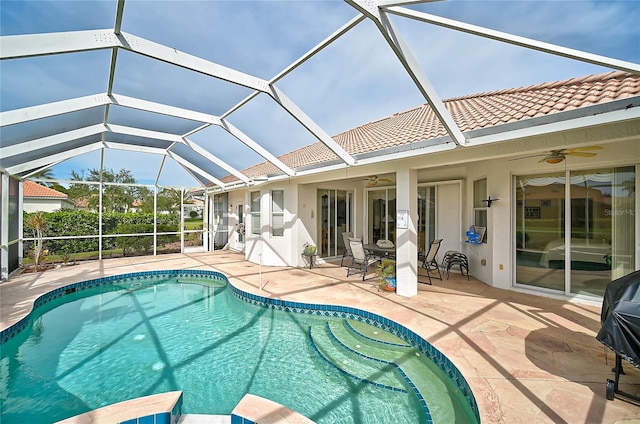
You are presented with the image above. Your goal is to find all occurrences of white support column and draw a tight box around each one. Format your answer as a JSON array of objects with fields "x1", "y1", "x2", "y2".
[
  {"x1": 1, "y1": 173, "x2": 9, "y2": 280},
  {"x1": 98, "y1": 152, "x2": 104, "y2": 261},
  {"x1": 203, "y1": 192, "x2": 211, "y2": 251},
  {"x1": 153, "y1": 185, "x2": 158, "y2": 256},
  {"x1": 18, "y1": 181, "x2": 23, "y2": 263},
  {"x1": 395, "y1": 168, "x2": 418, "y2": 297},
  {"x1": 180, "y1": 188, "x2": 185, "y2": 253}
]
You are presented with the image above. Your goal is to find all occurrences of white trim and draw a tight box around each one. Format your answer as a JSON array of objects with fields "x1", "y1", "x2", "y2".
[{"x1": 387, "y1": 7, "x2": 640, "y2": 74}]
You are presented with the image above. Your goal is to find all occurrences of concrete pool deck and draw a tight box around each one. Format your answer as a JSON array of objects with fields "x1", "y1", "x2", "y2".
[{"x1": 1, "y1": 251, "x2": 639, "y2": 423}]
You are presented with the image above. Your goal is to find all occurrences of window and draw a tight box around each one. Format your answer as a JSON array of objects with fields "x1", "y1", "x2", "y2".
[
  {"x1": 271, "y1": 190, "x2": 284, "y2": 237},
  {"x1": 473, "y1": 178, "x2": 487, "y2": 243},
  {"x1": 250, "y1": 191, "x2": 260, "y2": 235},
  {"x1": 524, "y1": 207, "x2": 541, "y2": 219}
]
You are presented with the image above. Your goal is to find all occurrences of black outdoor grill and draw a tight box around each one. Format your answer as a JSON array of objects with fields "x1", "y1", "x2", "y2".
[{"x1": 595, "y1": 270, "x2": 640, "y2": 402}]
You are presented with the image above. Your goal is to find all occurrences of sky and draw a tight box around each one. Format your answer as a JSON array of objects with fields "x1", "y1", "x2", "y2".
[{"x1": 1, "y1": 0, "x2": 639, "y2": 188}]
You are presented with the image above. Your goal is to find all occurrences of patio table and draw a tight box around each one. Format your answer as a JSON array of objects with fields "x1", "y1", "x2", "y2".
[{"x1": 363, "y1": 244, "x2": 396, "y2": 261}]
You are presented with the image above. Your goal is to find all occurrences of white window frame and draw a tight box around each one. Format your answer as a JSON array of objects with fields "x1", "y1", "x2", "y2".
[
  {"x1": 473, "y1": 178, "x2": 488, "y2": 243},
  {"x1": 250, "y1": 191, "x2": 260, "y2": 235},
  {"x1": 271, "y1": 189, "x2": 284, "y2": 237}
]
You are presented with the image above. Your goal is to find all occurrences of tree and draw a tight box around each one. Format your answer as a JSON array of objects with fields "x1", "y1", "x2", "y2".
[
  {"x1": 26, "y1": 212, "x2": 46, "y2": 267},
  {"x1": 66, "y1": 168, "x2": 151, "y2": 213},
  {"x1": 140, "y1": 188, "x2": 182, "y2": 214},
  {"x1": 31, "y1": 168, "x2": 56, "y2": 186},
  {"x1": 66, "y1": 170, "x2": 95, "y2": 204}
]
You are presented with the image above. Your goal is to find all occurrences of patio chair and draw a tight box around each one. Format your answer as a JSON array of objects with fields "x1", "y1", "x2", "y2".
[
  {"x1": 441, "y1": 250, "x2": 470, "y2": 280},
  {"x1": 421, "y1": 238, "x2": 443, "y2": 285},
  {"x1": 346, "y1": 237, "x2": 377, "y2": 281},
  {"x1": 340, "y1": 231, "x2": 354, "y2": 267}
]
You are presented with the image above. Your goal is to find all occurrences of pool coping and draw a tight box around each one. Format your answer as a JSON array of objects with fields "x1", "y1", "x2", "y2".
[
  {"x1": 1, "y1": 269, "x2": 480, "y2": 424},
  {"x1": 54, "y1": 391, "x2": 183, "y2": 424},
  {"x1": 232, "y1": 394, "x2": 315, "y2": 424}
]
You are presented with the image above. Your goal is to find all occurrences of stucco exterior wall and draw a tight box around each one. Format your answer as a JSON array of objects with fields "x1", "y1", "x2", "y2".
[
  {"x1": 215, "y1": 120, "x2": 640, "y2": 300},
  {"x1": 23, "y1": 199, "x2": 73, "y2": 213}
]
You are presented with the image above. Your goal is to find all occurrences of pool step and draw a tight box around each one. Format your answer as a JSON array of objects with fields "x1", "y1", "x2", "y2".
[
  {"x1": 328, "y1": 320, "x2": 412, "y2": 364},
  {"x1": 344, "y1": 319, "x2": 410, "y2": 347},
  {"x1": 344, "y1": 320, "x2": 466, "y2": 423},
  {"x1": 331, "y1": 320, "x2": 460, "y2": 423},
  {"x1": 308, "y1": 325, "x2": 407, "y2": 392}
]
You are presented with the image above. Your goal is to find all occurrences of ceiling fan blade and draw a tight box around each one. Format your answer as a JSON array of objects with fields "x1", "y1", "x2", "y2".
[
  {"x1": 510, "y1": 154, "x2": 544, "y2": 161},
  {"x1": 567, "y1": 152, "x2": 598, "y2": 157},
  {"x1": 567, "y1": 145, "x2": 602, "y2": 153}
]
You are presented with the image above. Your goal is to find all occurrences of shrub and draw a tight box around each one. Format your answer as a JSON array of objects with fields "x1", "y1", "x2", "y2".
[{"x1": 24, "y1": 210, "x2": 181, "y2": 257}]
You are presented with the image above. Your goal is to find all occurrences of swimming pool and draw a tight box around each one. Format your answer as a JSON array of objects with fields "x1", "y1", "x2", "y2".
[{"x1": 0, "y1": 270, "x2": 479, "y2": 423}]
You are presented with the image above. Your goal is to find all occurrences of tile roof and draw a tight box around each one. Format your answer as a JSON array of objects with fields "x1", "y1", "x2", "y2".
[
  {"x1": 23, "y1": 181, "x2": 69, "y2": 199},
  {"x1": 222, "y1": 71, "x2": 640, "y2": 183}
]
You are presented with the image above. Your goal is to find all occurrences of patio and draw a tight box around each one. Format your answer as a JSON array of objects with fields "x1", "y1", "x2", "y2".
[{"x1": 1, "y1": 251, "x2": 638, "y2": 423}]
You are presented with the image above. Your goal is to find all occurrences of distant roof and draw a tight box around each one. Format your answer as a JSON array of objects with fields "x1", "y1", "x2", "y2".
[
  {"x1": 23, "y1": 181, "x2": 69, "y2": 199},
  {"x1": 223, "y1": 71, "x2": 640, "y2": 183}
]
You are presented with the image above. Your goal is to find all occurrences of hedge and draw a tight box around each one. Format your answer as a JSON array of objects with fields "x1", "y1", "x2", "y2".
[{"x1": 23, "y1": 210, "x2": 180, "y2": 255}]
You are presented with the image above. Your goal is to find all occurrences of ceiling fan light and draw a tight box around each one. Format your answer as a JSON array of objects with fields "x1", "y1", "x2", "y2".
[{"x1": 544, "y1": 153, "x2": 565, "y2": 164}]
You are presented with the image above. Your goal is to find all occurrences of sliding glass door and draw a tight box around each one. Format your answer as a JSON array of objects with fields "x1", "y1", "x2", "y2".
[
  {"x1": 418, "y1": 186, "x2": 436, "y2": 254},
  {"x1": 515, "y1": 166, "x2": 635, "y2": 297},
  {"x1": 317, "y1": 190, "x2": 352, "y2": 258}
]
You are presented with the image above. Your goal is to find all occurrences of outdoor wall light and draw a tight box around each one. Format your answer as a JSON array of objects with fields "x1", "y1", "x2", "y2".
[{"x1": 482, "y1": 196, "x2": 500, "y2": 208}]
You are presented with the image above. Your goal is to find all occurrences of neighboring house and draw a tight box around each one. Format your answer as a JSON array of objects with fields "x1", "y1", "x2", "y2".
[
  {"x1": 211, "y1": 71, "x2": 640, "y2": 302},
  {"x1": 129, "y1": 200, "x2": 143, "y2": 213},
  {"x1": 72, "y1": 196, "x2": 91, "y2": 211},
  {"x1": 183, "y1": 199, "x2": 204, "y2": 218},
  {"x1": 23, "y1": 181, "x2": 75, "y2": 213}
]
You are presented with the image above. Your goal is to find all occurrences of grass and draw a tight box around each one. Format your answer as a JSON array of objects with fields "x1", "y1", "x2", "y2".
[
  {"x1": 22, "y1": 244, "x2": 189, "y2": 266},
  {"x1": 22, "y1": 249, "x2": 125, "y2": 265},
  {"x1": 184, "y1": 218, "x2": 203, "y2": 230},
  {"x1": 23, "y1": 224, "x2": 205, "y2": 266}
]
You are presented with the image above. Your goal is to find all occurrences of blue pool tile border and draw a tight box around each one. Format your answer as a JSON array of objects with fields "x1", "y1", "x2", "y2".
[
  {"x1": 0, "y1": 269, "x2": 479, "y2": 423},
  {"x1": 230, "y1": 414, "x2": 255, "y2": 424}
]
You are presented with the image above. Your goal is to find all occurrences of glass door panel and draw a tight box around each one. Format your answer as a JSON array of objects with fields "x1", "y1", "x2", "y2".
[
  {"x1": 385, "y1": 189, "x2": 396, "y2": 243},
  {"x1": 418, "y1": 186, "x2": 436, "y2": 253},
  {"x1": 368, "y1": 189, "x2": 385, "y2": 243},
  {"x1": 336, "y1": 190, "x2": 349, "y2": 257},
  {"x1": 367, "y1": 188, "x2": 396, "y2": 244},
  {"x1": 317, "y1": 189, "x2": 352, "y2": 258},
  {"x1": 318, "y1": 191, "x2": 328, "y2": 256},
  {"x1": 515, "y1": 173, "x2": 566, "y2": 291},
  {"x1": 237, "y1": 204, "x2": 244, "y2": 250},
  {"x1": 569, "y1": 167, "x2": 635, "y2": 297},
  {"x1": 328, "y1": 192, "x2": 336, "y2": 257}
]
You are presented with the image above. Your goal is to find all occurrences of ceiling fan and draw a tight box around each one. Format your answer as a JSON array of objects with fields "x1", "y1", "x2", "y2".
[
  {"x1": 363, "y1": 175, "x2": 393, "y2": 186},
  {"x1": 513, "y1": 146, "x2": 602, "y2": 164}
]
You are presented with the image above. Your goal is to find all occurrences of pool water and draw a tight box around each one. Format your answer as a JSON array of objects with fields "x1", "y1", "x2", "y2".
[{"x1": 0, "y1": 275, "x2": 477, "y2": 423}]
